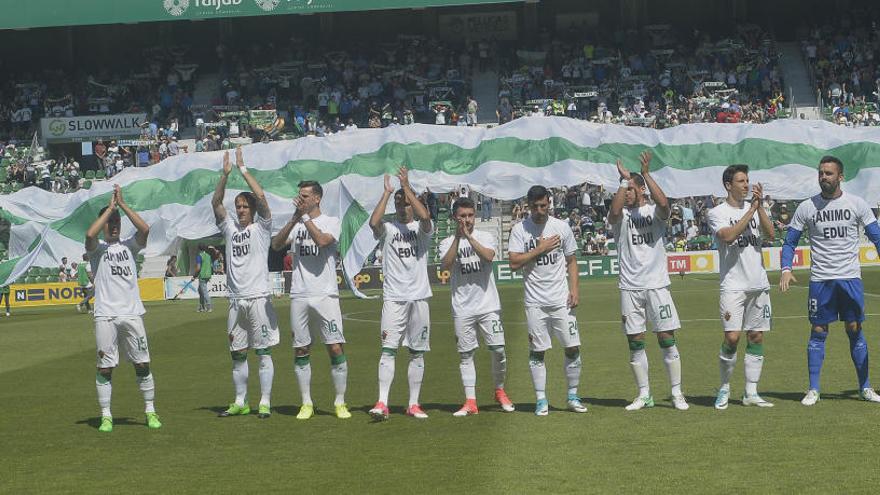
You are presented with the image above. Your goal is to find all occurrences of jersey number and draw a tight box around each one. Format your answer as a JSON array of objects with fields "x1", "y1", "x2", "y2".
[
  {"x1": 659, "y1": 304, "x2": 673, "y2": 320},
  {"x1": 491, "y1": 320, "x2": 503, "y2": 334},
  {"x1": 568, "y1": 320, "x2": 579, "y2": 336}
]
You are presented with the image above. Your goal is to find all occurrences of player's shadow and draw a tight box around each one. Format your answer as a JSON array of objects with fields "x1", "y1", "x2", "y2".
[
  {"x1": 76, "y1": 417, "x2": 139, "y2": 429},
  {"x1": 762, "y1": 390, "x2": 861, "y2": 402},
  {"x1": 583, "y1": 397, "x2": 630, "y2": 408},
  {"x1": 274, "y1": 405, "x2": 333, "y2": 417},
  {"x1": 196, "y1": 405, "x2": 231, "y2": 415},
  {"x1": 684, "y1": 395, "x2": 718, "y2": 408}
]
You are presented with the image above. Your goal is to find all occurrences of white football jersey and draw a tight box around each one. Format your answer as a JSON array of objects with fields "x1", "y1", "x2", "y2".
[
  {"x1": 708, "y1": 202, "x2": 770, "y2": 291},
  {"x1": 789, "y1": 191, "x2": 877, "y2": 281},
  {"x1": 613, "y1": 203, "x2": 670, "y2": 290},
  {"x1": 219, "y1": 214, "x2": 272, "y2": 299},
  {"x1": 288, "y1": 214, "x2": 341, "y2": 297},
  {"x1": 508, "y1": 216, "x2": 577, "y2": 307},
  {"x1": 380, "y1": 219, "x2": 433, "y2": 301},
  {"x1": 89, "y1": 237, "x2": 145, "y2": 318},
  {"x1": 439, "y1": 229, "x2": 500, "y2": 317}
]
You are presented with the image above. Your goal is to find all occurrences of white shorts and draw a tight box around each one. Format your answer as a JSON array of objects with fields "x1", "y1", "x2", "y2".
[
  {"x1": 380, "y1": 299, "x2": 431, "y2": 351},
  {"x1": 290, "y1": 295, "x2": 345, "y2": 348},
  {"x1": 620, "y1": 288, "x2": 681, "y2": 335},
  {"x1": 95, "y1": 316, "x2": 150, "y2": 368},
  {"x1": 720, "y1": 290, "x2": 772, "y2": 332},
  {"x1": 453, "y1": 311, "x2": 505, "y2": 353},
  {"x1": 227, "y1": 296, "x2": 280, "y2": 352},
  {"x1": 525, "y1": 305, "x2": 581, "y2": 352}
]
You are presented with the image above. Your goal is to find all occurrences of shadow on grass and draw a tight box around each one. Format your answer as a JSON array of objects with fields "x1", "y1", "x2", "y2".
[
  {"x1": 584, "y1": 397, "x2": 630, "y2": 408},
  {"x1": 196, "y1": 405, "x2": 231, "y2": 415},
  {"x1": 76, "y1": 417, "x2": 139, "y2": 429},
  {"x1": 273, "y1": 405, "x2": 334, "y2": 417},
  {"x1": 762, "y1": 389, "x2": 863, "y2": 402},
  {"x1": 685, "y1": 395, "x2": 718, "y2": 408}
]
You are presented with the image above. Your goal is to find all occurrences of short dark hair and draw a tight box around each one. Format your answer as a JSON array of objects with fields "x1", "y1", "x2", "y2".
[
  {"x1": 235, "y1": 192, "x2": 257, "y2": 212},
  {"x1": 819, "y1": 155, "x2": 844, "y2": 174},
  {"x1": 98, "y1": 206, "x2": 121, "y2": 223},
  {"x1": 452, "y1": 197, "x2": 475, "y2": 214},
  {"x1": 629, "y1": 173, "x2": 646, "y2": 188},
  {"x1": 298, "y1": 180, "x2": 323, "y2": 197},
  {"x1": 198, "y1": 243, "x2": 207, "y2": 251},
  {"x1": 526, "y1": 185, "x2": 550, "y2": 203},
  {"x1": 722, "y1": 164, "x2": 750, "y2": 186}
]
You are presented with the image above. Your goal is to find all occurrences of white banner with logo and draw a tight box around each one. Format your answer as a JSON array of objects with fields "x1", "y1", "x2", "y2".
[
  {"x1": 41, "y1": 113, "x2": 147, "y2": 142},
  {"x1": 163, "y1": 274, "x2": 285, "y2": 300},
  {"x1": 439, "y1": 11, "x2": 518, "y2": 41}
]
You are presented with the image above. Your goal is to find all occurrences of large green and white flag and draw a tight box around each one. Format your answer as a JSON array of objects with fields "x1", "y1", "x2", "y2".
[
  {"x1": 0, "y1": 224, "x2": 50, "y2": 287},
  {"x1": 0, "y1": 118, "x2": 878, "y2": 289}
]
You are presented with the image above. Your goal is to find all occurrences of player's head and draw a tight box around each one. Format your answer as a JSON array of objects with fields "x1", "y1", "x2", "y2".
[
  {"x1": 98, "y1": 206, "x2": 122, "y2": 243},
  {"x1": 394, "y1": 188, "x2": 413, "y2": 221},
  {"x1": 452, "y1": 197, "x2": 476, "y2": 233},
  {"x1": 198, "y1": 243, "x2": 207, "y2": 251},
  {"x1": 722, "y1": 164, "x2": 750, "y2": 201},
  {"x1": 526, "y1": 185, "x2": 550, "y2": 223},
  {"x1": 818, "y1": 155, "x2": 844, "y2": 196},
  {"x1": 61, "y1": 257, "x2": 67, "y2": 265},
  {"x1": 297, "y1": 180, "x2": 323, "y2": 213},
  {"x1": 82, "y1": 253, "x2": 88, "y2": 262},
  {"x1": 234, "y1": 192, "x2": 257, "y2": 226},
  {"x1": 624, "y1": 173, "x2": 646, "y2": 207}
]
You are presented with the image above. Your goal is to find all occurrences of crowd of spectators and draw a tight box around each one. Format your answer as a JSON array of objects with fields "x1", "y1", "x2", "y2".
[
  {"x1": 200, "y1": 35, "x2": 479, "y2": 136},
  {"x1": 802, "y1": 18, "x2": 880, "y2": 126},
  {"x1": 496, "y1": 24, "x2": 786, "y2": 128}
]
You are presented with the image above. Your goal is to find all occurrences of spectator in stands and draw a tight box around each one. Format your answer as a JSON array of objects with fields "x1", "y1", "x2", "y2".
[{"x1": 165, "y1": 256, "x2": 178, "y2": 278}]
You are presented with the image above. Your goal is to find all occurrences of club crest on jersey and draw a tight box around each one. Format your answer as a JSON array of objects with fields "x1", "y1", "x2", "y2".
[{"x1": 724, "y1": 311, "x2": 731, "y2": 321}]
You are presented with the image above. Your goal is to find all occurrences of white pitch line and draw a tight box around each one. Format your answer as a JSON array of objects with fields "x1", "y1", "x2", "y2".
[{"x1": 342, "y1": 311, "x2": 880, "y2": 326}]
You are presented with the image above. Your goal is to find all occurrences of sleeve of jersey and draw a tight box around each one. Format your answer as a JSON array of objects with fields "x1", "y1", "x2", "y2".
[
  {"x1": 562, "y1": 226, "x2": 577, "y2": 256},
  {"x1": 508, "y1": 226, "x2": 524, "y2": 253},
  {"x1": 865, "y1": 221, "x2": 880, "y2": 250},
  {"x1": 327, "y1": 218, "x2": 341, "y2": 242},
  {"x1": 438, "y1": 238, "x2": 451, "y2": 259},
  {"x1": 706, "y1": 209, "x2": 722, "y2": 237},
  {"x1": 780, "y1": 228, "x2": 802, "y2": 271}
]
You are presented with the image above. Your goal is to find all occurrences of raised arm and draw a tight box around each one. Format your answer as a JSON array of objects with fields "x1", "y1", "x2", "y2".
[
  {"x1": 607, "y1": 159, "x2": 630, "y2": 226},
  {"x1": 439, "y1": 235, "x2": 460, "y2": 272},
  {"x1": 369, "y1": 174, "x2": 393, "y2": 238},
  {"x1": 465, "y1": 230, "x2": 496, "y2": 264},
  {"x1": 85, "y1": 190, "x2": 118, "y2": 252},
  {"x1": 212, "y1": 151, "x2": 231, "y2": 223},
  {"x1": 115, "y1": 184, "x2": 149, "y2": 247},
  {"x1": 398, "y1": 166, "x2": 431, "y2": 233},
  {"x1": 753, "y1": 184, "x2": 775, "y2": 241},
  {"x1": 271, "y1": 197, "x2": 304, "y2": 251},
  {"x1": 639, "y1": 151, "x2": 669, "y2": 219},
  {"x1": 237, "y1": 146, "x2": 271, "y2": 220}
]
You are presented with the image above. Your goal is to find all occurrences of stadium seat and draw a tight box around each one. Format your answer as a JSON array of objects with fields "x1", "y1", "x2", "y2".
[
  {"x1": 96, "y1": 170, "x2": 106, "y2": 180},
  {"x1": 84, "y1": 170, "x2": 95, "y2": 180},
  {"x1": 48, "y1": 275, "x2": 59, "y2": 283},
  {"x1": 1, "y1": 184, "x2": 11, "y2": 194},
  {"x1": 11, "y1": 182, "x2": 20, "y2": 192},
  {"x1": 82, "y1": 180, "x2": 92, "y2": 190}
]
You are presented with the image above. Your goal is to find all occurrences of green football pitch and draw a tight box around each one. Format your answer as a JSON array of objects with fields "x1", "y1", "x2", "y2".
[{"x1": 3, "y1": 269, "x2": 880, "y2": 494}]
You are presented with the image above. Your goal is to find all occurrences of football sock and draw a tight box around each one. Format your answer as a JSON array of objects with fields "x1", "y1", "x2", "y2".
[
  {"x1": 378, "y1": 348, "x2": 396, "y2": 404},
  {"x1": 660, "y1": 338, "x2": 682, "y2": 397},
  {"x1": 257, "y1": 351, "x2": 273, "y2": 407},
  {"x1": 847, "y1": 329, "x2": 870, "y2": 390},
  {"x1": 459, "y1": 351, "x2": 477, "y2": 400},
  {"x1": 96, "y1": 371, "x2": 112, "y2": 417},
  {"x1": 408, "y1": 351, "x2": 425, "y2": 406},
  {"x1": 564, "y1": 349, "x2": 582, "y2": 397},
  {"x1": 628, "y1": 340, "x2": 650, "y2": 397},
  {"x1": 488, "y1": 345, "x2": 507, "y2": 390},
  {"x1": 330, "y1": 354, "x2": 348, "y2": 406},
  {"x1": 135, "y1": 366, "x2": 155, "y2": 414},
  {"x1": 744, "y1": 342, "x2": 764, "y2": 396},
  {"x1": 719, "y1": 341, "x2": 737, "y2": 390},
  {"x1": 807, "y1": 330, "x2": 827, "y2": 391},
  {"x1": 231, "y1": 352, "x2": 248, "y2": 406},
  {"x1": 294, "y1": 354, "x2": 312, "y2": 405},
  {"x1": 529, "y1": 352, "x2": 547, "y2": 401}
]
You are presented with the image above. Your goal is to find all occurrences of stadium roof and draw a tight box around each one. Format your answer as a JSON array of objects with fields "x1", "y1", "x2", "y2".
[{"x1": 0, "y1": 0, "x2": 526, "y2": 30}]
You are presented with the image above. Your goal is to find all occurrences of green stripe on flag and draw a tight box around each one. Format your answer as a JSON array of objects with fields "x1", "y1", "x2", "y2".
[
  {"x1": 338, "y1": 198, "x2": 370, "y2": 261},
  {"x1": 5, "y1": 135, "x2": 880, "y2": 243}
]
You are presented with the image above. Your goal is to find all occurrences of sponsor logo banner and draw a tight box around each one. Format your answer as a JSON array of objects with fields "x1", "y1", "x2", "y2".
[
  {"x1": 164, "y1": 274, "x2": 284, "y2": 300},
  {"x1": 10, "y1": 279, "x2": 164, "y2": 307},
  {"x1": 40, "y1": 114, "x2": 147, "y2": 142}
]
